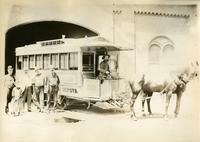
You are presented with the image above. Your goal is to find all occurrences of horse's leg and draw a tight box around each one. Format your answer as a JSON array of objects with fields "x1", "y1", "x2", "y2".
[
  {"x1": 142, "y1": 99, "x2": 146, "y2": 116},
  {"x1": 147, "y1": 92, "x2": 153, "y2": 115},
  {"x1": 128, "y1": 81, "x2": 140, "y2": 121},
  {"x1": 174, "y1": 91, "x2": 183, "y2": 118},
  {"x1": 130, "y1": 92, "x2": 139, "y2": 121},
  {"x1": 164, "y1": 92, "x2": 172, "y2": 119},
  {"x1": 140, "y1": 90, "x2": 146, "y2": 116}
]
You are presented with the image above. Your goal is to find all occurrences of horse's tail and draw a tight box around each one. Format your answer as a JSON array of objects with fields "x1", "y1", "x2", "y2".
[
  {"x1": 128, "y1": 80, "x2": 134, "y2": 94},
  {"x1": 140, "y1": 74, "x2": 145, "y2": 87}
]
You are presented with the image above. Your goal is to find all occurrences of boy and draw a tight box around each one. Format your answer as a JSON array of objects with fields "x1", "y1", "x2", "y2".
[{"x1": 11, "y1": 81, "x2": 23, "y2": 116}]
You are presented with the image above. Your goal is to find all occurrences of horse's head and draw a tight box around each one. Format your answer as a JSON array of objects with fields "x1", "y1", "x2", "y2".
[
  {"x1": 189, "y1": 61, "x2": 199, "y2": 80},
  {"x1": 179, "y1": 61, "x2": 199, "y2": 83},
  {"x1": 178, "y1": 73, "x2": 190, "y2": 85}
]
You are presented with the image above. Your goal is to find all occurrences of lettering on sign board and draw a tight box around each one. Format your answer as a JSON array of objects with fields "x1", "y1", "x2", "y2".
[{"x1": 62, "y1": 87, "x2": 78, "y2": 94}]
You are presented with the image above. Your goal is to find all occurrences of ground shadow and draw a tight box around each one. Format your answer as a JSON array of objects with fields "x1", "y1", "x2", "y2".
[
  {"x1": 135, "y1": 113, "x2": 176, "y2": 120},
  {"x1": 56, "y1": 102, "x2": 127, "y2": 115}
]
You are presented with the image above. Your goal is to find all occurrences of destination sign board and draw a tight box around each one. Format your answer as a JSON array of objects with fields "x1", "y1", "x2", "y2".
[{"x1": 61, "y1": 87, "x2": 78, "y2": 94}]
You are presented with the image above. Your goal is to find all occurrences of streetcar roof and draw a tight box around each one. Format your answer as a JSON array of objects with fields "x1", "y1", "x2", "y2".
[
  {"x1": 80, "y1": 36, "x2": 121, "y2": 51},
  {"x1": 15, "y1": 36, "x2": 129, "y2": 56}
]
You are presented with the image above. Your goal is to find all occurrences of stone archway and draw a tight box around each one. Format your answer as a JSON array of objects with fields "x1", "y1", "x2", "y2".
[{"x1": 5, "y1": 21, "x2": 98, "y2": 73}]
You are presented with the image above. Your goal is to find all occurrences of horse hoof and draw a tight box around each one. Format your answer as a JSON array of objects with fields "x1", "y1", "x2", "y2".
[
  {"x1": 5, "y1": 107, "x2": 8, "y2": 114},
  {"x1": 130, "y1": 114, "x2": 133, "y2": 118},
  {"x1": 164, "y1": 115, "x2": 169, "y2": 121},
  {"x1": 174, "y1": 113, "x2": 178, "y2": 118},
  {"x1": 133, "y1": 117, "x2": 138, "y2": 121},
  {"x1": 142, "y1": 113, "x2": 146, "y2": 117},
  {"x1": 149, "y1": 112, "x2": 153, "y2": 115},
  {"x1": 130, "y1": 114, "x2": 138, "y2": 121}
]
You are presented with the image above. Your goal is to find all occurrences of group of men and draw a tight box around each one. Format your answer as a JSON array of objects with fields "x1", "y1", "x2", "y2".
[
  {"x1": 4, "y1": 54, "x2": 112, "y2": 116},
  {"x1": 4, "y1": 65, "x2": 60, "y2": 116}
]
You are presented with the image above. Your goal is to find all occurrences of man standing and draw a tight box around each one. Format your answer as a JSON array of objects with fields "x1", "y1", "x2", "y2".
[
  {"x1": 46, "y1": 65, "x2": 60, "y2": 109},
  {"x1": 32, "y1": 66, "x2": 45, "y2": 112},
  {"x1": 98, "y1": 54, "x2": 111, "y2": 84},
  {"x1": 4, "y1": 65, "x2": 15, "y2": 114},
  {"x1": 21, "y1": 68, "x2": 32, "y2": 112}
]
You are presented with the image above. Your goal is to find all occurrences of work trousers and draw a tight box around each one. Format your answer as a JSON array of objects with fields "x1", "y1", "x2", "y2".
[
  {"x1": 22, "y1": 86, "x2": 32, "y2": 111},
  {"x1": 47, "y1": 85, "x2": 59, "y2": 108},
  {"x1": 34, "y1": 86, "x2": 44, "y2": 109}
]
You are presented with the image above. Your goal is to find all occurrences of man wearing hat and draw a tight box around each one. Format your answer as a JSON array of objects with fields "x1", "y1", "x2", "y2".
[
  {"x1": 46, "y1": 65, "x2": 60, "y2": 109},
  {"x1": 98, "y1": 54, "x2": 111, "y2": 84},
  {"x1": 4, "y1": 65, "x2": 15, "y2": 114},
  {"x1": 32, "y1": 66, "x2": 45, "y2": 112},
  {"x1": 20, "y1": 67, "x2": 32, "y2": 112}
]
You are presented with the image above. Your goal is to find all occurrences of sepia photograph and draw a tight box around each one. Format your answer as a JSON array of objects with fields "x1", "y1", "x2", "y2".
[{"x1": 0, "y1": 0, "x2": 200, "y2": 142}]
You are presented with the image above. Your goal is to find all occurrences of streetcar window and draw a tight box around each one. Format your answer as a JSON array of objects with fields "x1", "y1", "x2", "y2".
[
  {"x1": 43, "y1": 54, "x2": 50, "y2": 70},
  {"x1": 60, "y1": 53, "x2": 68, "y2": 69},
  {"x1": 29, "y1": 55, "x2": 35, "y2": 69},
  {"x1": 23, "y1": 56, "x2": 28, "y2": 69},
  {"x1": 17, "y1": 56, "x2": 22, "y2": 70},
  {"x1": 57, "y1": 41, "x2": 60, "y2": 44},
  {"x1": 82, "y1": 53, "x2": 94, "y2": 72},
  {"x1": 69, "y1": 53, "x2": 78, "y2": 70},
  {"x1": 51, "y1": 54, "x2": 59, "y2": 69},
  {"x1": 35, "y1": 55, "x2": 42, "y2": 68},
  {"x1": 53, "y1": 41, "x2": 56, "y2": 45}
]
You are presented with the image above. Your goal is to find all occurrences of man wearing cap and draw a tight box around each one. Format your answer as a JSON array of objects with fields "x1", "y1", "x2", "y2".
[
  {"x1": 4, "y1": 65, "x2": 15, "y2": 114},
  {"x1": 46, "y1": 65, "x2": 60, "y2": 109},
  {"x1": 32, "y1": 66, "x2": 45, "y2": 111},
  {"x1": 20, "y1": 68, "x2": 32, "y2": 112},
  {"x1": 98, "y1": 54, "x2": 111, "y2": 84}
]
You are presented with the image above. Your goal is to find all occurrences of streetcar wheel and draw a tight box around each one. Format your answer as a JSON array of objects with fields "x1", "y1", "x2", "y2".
[
  {"x1": 63, "y1": 99, "x2": 70, "y2": 110},
  {"x1": 58, "y1": 96, "x2": 70, "y2": 110}
]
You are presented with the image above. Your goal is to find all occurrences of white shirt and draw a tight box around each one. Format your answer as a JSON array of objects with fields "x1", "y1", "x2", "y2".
[
  {"x1": 4, "y1": 74, "x2": 15, "y2": 88},
  {"x1": 12, "y1": 87, "x2": 22, "y2": 100},
  {"x1": 33, "y1": 73, "x2": 45, "y2": 87},
  {"x1": 21, "y1": 73, "x2": 32, "y2": 87}
]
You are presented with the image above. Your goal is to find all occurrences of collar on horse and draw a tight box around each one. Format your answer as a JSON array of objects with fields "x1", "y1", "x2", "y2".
[
  {"x1": 181, "y1": 78, "x2": 187, "y2": 85},
  {"x1": 179, "y1": 75, "x2": 188, "y2": 85}
]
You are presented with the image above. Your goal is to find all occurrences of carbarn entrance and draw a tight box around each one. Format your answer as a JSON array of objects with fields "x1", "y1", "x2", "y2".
[{"x1": 5, "y1": 21, "x2": 98, "y2": 73}]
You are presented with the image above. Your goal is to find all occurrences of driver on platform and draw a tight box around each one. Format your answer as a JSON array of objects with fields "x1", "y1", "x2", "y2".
[{"x1": 98, "y1": 54, "x2": 111, "y2": 84}]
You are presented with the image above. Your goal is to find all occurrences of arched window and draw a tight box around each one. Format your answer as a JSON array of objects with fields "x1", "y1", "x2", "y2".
[
  {"x1": 148, "y1": 36, "x2": 175, "y2": 72},
  {"x1": 163, "y1": 45, "x2": 174, "y2": 59},
  {"x1": 148, "y1": 44, "x2": 161, "y2": 64},
  {"x1": 162, "y1": 44, "x2": 175, "y2": 68}
]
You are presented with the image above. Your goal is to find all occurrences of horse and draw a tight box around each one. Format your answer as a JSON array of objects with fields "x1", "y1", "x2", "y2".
[{"x1": 129, "y1": 61, "x2": 199, "y2": 121}]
